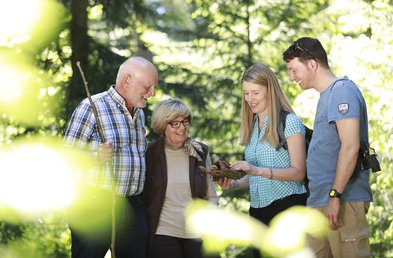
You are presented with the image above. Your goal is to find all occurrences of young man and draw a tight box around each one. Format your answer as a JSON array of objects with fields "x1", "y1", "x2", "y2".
[
  {"x1": 64, "y1": 56, "x2": 158, "y2": 258},
  {"x1": 283, "y1": 37, "x2": 373, "y2": 258}
]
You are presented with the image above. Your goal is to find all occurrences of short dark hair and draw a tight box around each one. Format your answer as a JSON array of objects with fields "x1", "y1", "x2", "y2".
[{"x1": 282, "y1": 37, "x2": 330, "y2": 69}]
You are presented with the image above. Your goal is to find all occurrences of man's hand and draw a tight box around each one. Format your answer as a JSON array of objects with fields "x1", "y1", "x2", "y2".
[
  {"x1": 324, "y1": 197, "x2": 341, "y2": 230},
  {"x1": 97, "y1": 141, "x2": 113, "y2": 164}
]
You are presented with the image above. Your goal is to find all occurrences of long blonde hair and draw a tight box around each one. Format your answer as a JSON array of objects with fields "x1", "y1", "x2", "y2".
[{"x1": 240, "y1": 63, "x2": 294, "y2": 147}]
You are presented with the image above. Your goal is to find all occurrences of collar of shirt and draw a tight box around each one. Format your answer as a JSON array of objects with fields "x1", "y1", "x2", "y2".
[{"x1": 108, "y1": 85, "x2": 140, "y2": 118}]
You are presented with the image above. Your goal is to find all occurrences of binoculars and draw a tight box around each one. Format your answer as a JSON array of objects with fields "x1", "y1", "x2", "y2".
[{"x1": 357, "y1": 147, "x2": 381, "y2": 173}]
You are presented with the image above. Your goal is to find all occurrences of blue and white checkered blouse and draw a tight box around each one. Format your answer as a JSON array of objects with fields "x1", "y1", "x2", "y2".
[{"x1": 245, "y1": 113, "x2": 307, "y2": 208}]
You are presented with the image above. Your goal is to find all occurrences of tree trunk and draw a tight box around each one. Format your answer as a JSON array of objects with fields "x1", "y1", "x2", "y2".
[{"x1": 68, "y1": 0, "x2": 89, "y2": 115}]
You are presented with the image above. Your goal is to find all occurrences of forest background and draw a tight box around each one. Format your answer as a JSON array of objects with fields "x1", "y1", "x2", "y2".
[{"x1": 0, "y1": 0, "x2": 392, "y2": 257}]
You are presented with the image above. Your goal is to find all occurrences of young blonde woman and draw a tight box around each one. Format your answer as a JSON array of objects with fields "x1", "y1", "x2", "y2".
[{"x1": 218, "y1": 63, "x2": 307, "y2": 258}]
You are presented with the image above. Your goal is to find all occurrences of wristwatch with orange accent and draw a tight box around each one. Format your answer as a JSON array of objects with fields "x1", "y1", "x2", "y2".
[{"x1": 329, "y1": 189, "x2": 342, "y2": 198}]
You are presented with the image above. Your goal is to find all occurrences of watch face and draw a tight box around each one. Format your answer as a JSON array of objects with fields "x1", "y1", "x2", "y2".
[{"x1": 329, "y1": 189, "x2": 341, "y2": 198}]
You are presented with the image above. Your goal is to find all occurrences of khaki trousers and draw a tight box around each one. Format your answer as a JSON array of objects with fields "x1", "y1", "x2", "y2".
[{"x1": 307, "y1": 202, "x2": 371, "y2": 258}]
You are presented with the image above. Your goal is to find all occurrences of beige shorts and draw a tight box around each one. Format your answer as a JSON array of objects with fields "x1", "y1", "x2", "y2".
[{"x1": 307, "y1": 201, "x2": 371, "y2": 258}]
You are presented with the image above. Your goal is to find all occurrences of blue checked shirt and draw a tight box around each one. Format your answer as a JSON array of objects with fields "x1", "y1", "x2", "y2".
[
  {"x1": 245, "y1": 114, "x2": 307, "y2": 208},
  {"x1": 64, "y1": 86, "x2": 147, "y2": 196}
]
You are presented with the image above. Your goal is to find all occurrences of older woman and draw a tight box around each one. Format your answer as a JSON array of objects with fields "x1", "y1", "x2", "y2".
[{"x1": 143, "y1": 98, "x2": 218, "y2": 258}]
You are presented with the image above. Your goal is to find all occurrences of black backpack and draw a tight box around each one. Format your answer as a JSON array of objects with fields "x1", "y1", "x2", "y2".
[{"x1": 276, "y1": 111, "x2": 313, "y2": 194}]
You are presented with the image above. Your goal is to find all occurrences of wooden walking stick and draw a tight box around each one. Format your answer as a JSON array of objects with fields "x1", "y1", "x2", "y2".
[{"x1": 76, "y1": 61, "x2": 117, "y2": 258}]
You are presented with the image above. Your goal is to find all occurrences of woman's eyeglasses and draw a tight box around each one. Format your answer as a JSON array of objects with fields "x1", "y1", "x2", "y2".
[{"x1": 168, "y1": 119, "x2": 190, "y2": 128}]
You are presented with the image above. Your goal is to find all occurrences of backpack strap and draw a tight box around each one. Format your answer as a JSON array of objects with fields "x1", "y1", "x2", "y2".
[
  {"x1": 276, "y1": 110, "x2": 290, "y2": 150},
  {"x1": 276, "y1": 111, "x2": 314, "y2": 152}
]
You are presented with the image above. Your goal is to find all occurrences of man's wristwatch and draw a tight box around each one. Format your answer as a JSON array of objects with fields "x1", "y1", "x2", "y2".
[{"x1": 329, "y1": 189, "x2": 342, "y2": 198}]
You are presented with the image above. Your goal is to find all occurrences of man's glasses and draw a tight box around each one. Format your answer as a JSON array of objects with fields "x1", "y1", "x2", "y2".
[
  {"x1": 291, "y1": 41, "x2": 316, "y2": 60},
  {"x1": 168, "y1": 118, "x2": 190, "y2": 129}
]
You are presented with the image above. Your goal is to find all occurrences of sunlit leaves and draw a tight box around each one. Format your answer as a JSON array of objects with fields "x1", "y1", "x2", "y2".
[
  {"x1": 67, "y1": 188, "x2": 126, "y2": 236},
  {"x1": 185, "y1": 200, "x2": 328, "y2": 257},
  {"x1": 0, "y1": 137, "x2": 93, "y2": 214},
  {"x1": 185, "y1": 199, "x2": 267, "y2": 254},
  {"x1": 0, "y1": 0, "x2": 43, "y2": 47},
  {"x1": 0, "y1": 0, "x2": 68, "y2": 127},
  {"x1": 0, "y1": 55, "x2": 60, "y2": 126},
  {"x1": 0, "y1": 215, "x2": 70, "y2": 258},
  {"x1": 0, "y1": 0, "x2": 67, "y2": 51},
  {"x1": 88, "y1": 4, "x2": 104, "y2": 20},
  {"x1": 267, "y1": 206, "x2": 328, "y2": 256},
  {"x1": 368, "y1": 161, "x2": 393, "y2": 257}
]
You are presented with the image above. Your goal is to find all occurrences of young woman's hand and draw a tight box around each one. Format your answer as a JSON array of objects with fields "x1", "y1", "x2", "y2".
[{"x1": 231, "y1": 161, "x2": 259, "y2": 176}]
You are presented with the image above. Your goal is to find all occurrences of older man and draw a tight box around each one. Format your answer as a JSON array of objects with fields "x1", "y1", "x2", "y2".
[{"x1": 64, "y1": 56, "x2": 158, "y2": 258}]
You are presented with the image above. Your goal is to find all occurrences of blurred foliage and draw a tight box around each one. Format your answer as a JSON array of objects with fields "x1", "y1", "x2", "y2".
[
  {"x1": 0, "y1": 215, "x2": 70, "y2": 258},
  {"x1": 185, "y1": 200, "x2": 328, "y2": 258},
  {"x1": 369, "y1": 162, "x2": 393, "y2": 258},
  {"x1": 0, "y1": 0, "x2": 392, "y2": 257}
]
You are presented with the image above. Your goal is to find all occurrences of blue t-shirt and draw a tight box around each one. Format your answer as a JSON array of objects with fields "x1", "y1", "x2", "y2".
[
  {"x1": 245, "y1": 114, "x2": 307, "y2": 208},
  {"x1": 307, "y1": 77, "x2": 373, "y2": 207}
]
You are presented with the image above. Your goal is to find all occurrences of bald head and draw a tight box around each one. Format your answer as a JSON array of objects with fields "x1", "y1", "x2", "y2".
[
  {"x1": 114, "y1": 56, "x2": 158, "y2": 111},
  {"x1": 116, "y1": 56, "x2": 158, "y2": 85}
]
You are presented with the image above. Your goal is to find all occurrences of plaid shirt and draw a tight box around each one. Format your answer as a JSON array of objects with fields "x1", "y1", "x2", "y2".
[
  {"x1": 246, "y1": 114, "x2": 306, "y2": 208},
  {"x1": 64, "y1": 86, "x2": 147, "y2": 196}
]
